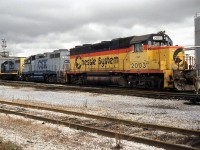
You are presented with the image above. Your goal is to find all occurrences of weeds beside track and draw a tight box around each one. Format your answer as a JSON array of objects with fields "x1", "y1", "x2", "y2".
[{"x1": 0, "y1": 100, "x2": 199, "y2": 150}]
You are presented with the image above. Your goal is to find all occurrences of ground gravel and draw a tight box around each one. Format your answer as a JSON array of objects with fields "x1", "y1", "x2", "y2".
[{"x1": 0, "y1": 85, "x2": 199, "y2": 149}]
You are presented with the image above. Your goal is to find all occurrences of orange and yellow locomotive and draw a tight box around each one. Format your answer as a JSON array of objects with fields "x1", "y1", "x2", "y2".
[{"x1": 67, "y1": 32, "x2": 195, "y2": 90}]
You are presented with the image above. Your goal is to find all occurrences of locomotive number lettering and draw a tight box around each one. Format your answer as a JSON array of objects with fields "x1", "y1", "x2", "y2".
[
  {"x1": 38, "y1": 59, "x2": 47, "y2": 69},
  {"x1": 131, "y1": 62, "x2": 147, "y2": 69}
]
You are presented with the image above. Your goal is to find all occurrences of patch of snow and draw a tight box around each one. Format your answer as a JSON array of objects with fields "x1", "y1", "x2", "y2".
[
  {"x1": 0, "y1": 85, "x2": 199, "y2": 129},
  {"x1": 0, "y1": 113, "x2": 163, "y2": 150}
]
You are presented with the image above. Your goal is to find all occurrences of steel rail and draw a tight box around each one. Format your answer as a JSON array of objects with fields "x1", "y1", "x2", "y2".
[
  {"x1": 0, "y1": 80, "x2": 195, "y2": 95},
  {"x1": 0, "y1": 100, "x2": 199, "y2": 136},
  {"x1": 0, "y1": 80, "x2": 198, "y2": 101},
  {"x1": 0, "y1": 108, "x2": 198, "y2": 150}
]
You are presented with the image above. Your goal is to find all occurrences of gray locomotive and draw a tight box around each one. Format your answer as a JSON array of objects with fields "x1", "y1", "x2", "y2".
[{"x1": 22, "y1": 49, "x2": 70, "y2": 83}]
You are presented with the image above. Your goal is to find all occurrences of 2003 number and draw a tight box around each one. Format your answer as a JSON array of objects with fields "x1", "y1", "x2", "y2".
[{"x1": 131, "y1": 62, "x2": 147, "y2": 69}]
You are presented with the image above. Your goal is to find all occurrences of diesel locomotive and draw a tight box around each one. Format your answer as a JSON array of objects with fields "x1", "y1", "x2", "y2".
[
  {"x1": 22, "y1": 49, "x2": 70, "y2": 82},
  {"x1": 0, "y1": 57, "x2": 25, "y2": 80},
  {"x1": 67, "y1": 32, "x2": 196, "y2": 90}
]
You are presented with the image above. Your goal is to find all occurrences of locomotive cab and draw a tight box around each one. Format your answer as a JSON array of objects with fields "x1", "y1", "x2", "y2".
[
  {"x1": 128, "y1": 32, "x2": 187, "y2": 89},
  {"x1": 131, "y1": 32, "x2": 173, "y2": 52}
]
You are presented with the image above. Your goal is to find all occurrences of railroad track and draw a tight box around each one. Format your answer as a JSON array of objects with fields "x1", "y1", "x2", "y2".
[
  {"x1": 0, "y1": 80, "x2": 199, "y2": 102},
  {"x1": 0, "y1": 100, "x2": 199, "y2": 150}
]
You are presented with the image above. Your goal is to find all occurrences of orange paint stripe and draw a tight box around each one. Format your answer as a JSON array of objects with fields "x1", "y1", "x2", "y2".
[
  {"x1": 127, "y1": 70, "x2": 163, "y2": 73},
  {"x1": 70, "y1": 46, "x2": 183, "y2": 59},
  {"x1": 70, "y1": 48, "x2": 132, "y2": 59}
]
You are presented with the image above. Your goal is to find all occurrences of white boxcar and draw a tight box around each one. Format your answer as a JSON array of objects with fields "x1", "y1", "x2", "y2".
[{"x1": 22, "y1": 49, "x2": 70, "y2": 82}]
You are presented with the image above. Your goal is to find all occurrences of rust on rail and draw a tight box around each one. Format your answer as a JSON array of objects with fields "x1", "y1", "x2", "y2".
[
  {"x1": 0, "y1": 108, "x2": 199, "y2": 150},
  {"x1": 0, "y1": 100, "x2": 200, "y2": 137}
]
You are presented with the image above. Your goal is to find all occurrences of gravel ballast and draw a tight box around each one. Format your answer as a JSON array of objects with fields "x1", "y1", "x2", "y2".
[{"x1": 0, "y1": 85, "x2": 199, "y2": 149}]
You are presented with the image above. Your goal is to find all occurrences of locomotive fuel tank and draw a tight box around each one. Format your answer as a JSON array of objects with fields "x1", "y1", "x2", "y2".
[
  {"x1": 30, "y1": 75, "x2": 44, "y2": 81},
  {"x1": 86, "y1": 76, "x2": 127, "y2": 86},
  {"x1": 86, "y1": 76, "x2": 112, "y2": 85}
]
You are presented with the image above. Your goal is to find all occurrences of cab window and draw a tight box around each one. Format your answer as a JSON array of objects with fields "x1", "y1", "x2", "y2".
[
  {"x1": 152, "y1": 41, "x2": 172, "y2": 47},
  {"x1": 134, "y1": 43, "x2": 143, "y2": 52},
  {"x1": 148, "y1": 41, "x2": 152, "y2": 49}
]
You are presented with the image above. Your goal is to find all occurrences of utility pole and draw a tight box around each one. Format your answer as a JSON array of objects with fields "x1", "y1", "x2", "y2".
[{"x1": 1, "y1": 38, "x2": 9, "y2": 57}]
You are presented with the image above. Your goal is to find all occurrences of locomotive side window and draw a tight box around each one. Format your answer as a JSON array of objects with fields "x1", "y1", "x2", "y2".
[
  {"x1": 55, "y1": 53, "x2": 60, "y2": 58},
  {"x1": 31, "y1": 56, "x2": 36, "y2": 60},
  {"x1": 25, "y1": 58, "x2": 31, "y2": 64},
  {"x1": 148, "y1": 41, "x2": 152, "y2": 49},
  {"x1": 134, "y1": 43, "x2": 143, "y2": 52},
  {"x1": 153, "y1": 41, "x2": 170, "y2": 46},
  {"x1": 50, "y1": 54, "x2": 55, "y2": 58},
  {"x1": 9, "y1": 61, "x2": 14, "y2": 69},
  {"x1": 153, "y1": 41, "x2": 161, "y2": 46},
  {"x1": 38, "y1": 55, "x2": 46, "y2": 59},
  {"x1": 15, "y1": 60, "x2": 20, "y2": 63}
]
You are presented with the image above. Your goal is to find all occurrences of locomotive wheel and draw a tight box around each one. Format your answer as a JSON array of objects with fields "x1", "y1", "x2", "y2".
[
  {"x1": 25, "y1": 75, "x2": 30, "y2": 82},
  {"x1": 158, "y1": 79, "x2": 164, "y2": 89},
  {"x1": 145, "y1": 81, "x2": 152, "y2": 89},
  {"x1": 118, "y1": 76, "x2": 128, "y2": 87},
  {"x1": 45, "y1": 75, "x2": 49, "y2": 83}
]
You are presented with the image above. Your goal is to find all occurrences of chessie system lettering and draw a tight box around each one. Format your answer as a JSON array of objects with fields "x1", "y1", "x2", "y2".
[{"x1": 75, "y1": 56, "x2": 119, "y2": 69}]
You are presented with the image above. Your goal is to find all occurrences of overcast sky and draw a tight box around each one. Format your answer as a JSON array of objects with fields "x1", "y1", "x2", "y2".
[{"x1": 0, "y1": 0, "x2": 199, "y2": 57}]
